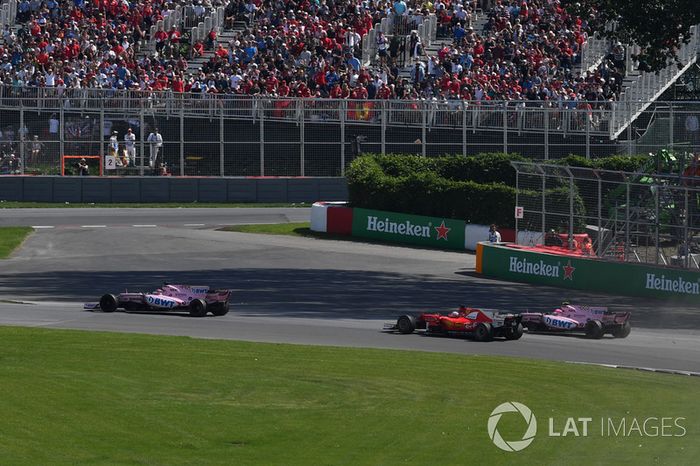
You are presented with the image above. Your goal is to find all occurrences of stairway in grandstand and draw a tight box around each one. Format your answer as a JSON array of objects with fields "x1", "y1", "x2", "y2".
[
  {"x1": 610, "y1": 25, "x2": 699, "y2": 139},
  {"x1": 185, "y1": 21, "x2": 248, "y2": 76},
  {"x1": 134, "y1": 4, "x2": 241, "y2": 77},
  {"x1": 396, "y1": 12, "x2": 489, "y2": 81}
]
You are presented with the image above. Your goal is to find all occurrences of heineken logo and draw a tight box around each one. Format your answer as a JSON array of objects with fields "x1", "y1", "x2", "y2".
[
  {"x1": 645, "y1": 273, "x2": 700, "y2": 295},
  {"x1": 366, "y1": 216, "x2": 451, "y2": 241},
  {"x1": 509, "y1": 257, "x2": 576, "y2": 280}
]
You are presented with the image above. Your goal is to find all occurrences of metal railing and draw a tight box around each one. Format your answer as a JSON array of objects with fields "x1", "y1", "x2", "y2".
[
  {"x1": 0, "y1": 86, "x2": 698, "y2": 178},
  {"x1": 0, "y1": 85, "x2": 614, "y2": 138},
  {"x1": 0, "y1": 0, "x2": 16, "y2": 29}
]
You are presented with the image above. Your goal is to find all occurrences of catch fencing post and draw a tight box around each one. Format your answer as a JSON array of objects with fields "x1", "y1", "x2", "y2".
[
  {"x1": 515, "y1": 166, "x2": 519, "y2": 244},
  {"x1": 541, "y1": 167, "x2": 546, "y2": 239},
  {"x1": 299, "y1": 99, "x2": 305, "y2": 176},
  {"x1": 543, "y1": 106, "x2": 549, "y2": 160},
  {"x1": 98, "y1": 100, "x2": 103, "y2": 162},
  {"x1": 179, "y1": 104, "x2": 184, "y2": 176},
  {"x1": 421, "y1": 102, "x2": 427, "y2": 157},
  {"x1": 565, "y1": 167, "x2": 574, "y2": 249},
  {"x1": 685, "y1": 188, "x2": 690, "y2": 268},
  {"x1": 259, "y1": 103, "x2": 265, "y2": 176},
  {"x1": 219, "y1": 104, "x2": 224, "y2": 177},
  {"x1": 503, "y1": 103, "x2": 508, "y2": 154},
  {"x1": 381, "y1": 101, "x2": 386, "y2": 155},
  {"x1": 340, "y1": 100, "x2": 346, "y2": 175},
  {"x1": 585, "y1": 111, "x2": 590, "y2": 159},
  {"x1": 462, "y1": 101, "x2": 467, "y2": 156},
  {"x1": 627, "y1": 180, "x2": 631, "y2": 262},
  {"x1": 19, "y1": 106, "x2": 24, "y2": 174},
  {"x1": 139, "y1": 107, "x2": 145, "y2": 176},
  {"x1": 669, "y1": 104, "x2": 674, "y2": 153},
  {"x1": 653, "y1": 185, "x2": 659, "y2": 264}
]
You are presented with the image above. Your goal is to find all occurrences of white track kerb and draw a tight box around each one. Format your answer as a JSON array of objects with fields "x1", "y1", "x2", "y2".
[{"x1": 487, "y1": 402, "x2": 538, "y2": 452}]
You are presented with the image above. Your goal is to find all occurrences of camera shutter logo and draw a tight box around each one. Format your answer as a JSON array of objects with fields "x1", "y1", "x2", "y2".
[{"x1": 487, "y1": 402, "x2": 537, "y2": 452}]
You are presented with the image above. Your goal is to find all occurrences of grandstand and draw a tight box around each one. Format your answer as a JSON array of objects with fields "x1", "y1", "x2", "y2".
[{"x1": 0, "y1": 0, "x2": 697, "y2": 175}]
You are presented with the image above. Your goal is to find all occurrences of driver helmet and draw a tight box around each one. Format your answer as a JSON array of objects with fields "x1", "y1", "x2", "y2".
[{"x1": 449, "y1": 311, "x2": 460, "y2": 317}]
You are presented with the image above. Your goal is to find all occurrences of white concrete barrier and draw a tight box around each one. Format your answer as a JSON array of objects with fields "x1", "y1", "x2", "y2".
[{"x1": 310, "y1": 202, "x2": 328, "y2": 232}]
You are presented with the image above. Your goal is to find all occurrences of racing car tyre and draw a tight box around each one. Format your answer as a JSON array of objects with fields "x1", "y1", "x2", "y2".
[
  {"x1": 99, "y1": 294, "x2": 118, "y2": 313},
  {"x1": 612, "y1": 321, "x2": 632, "y2": 339},
  {"x1": 189, "y1": 298, "x2": 207, "y2": 317},
  {"x1": 505, "y1": 323, "x2": 524, "y2": 340},
  {"x1": 585, "y1": 320, "x2": 605, "y2": 339},
  {"x1": 474, "y1": 323, "x2": 493, "y2": 342},
  {"x1": 210, "y1": 301, "x2": 230, "y2": 316},
  {"x1": 397, "y1": 315, "x2": 416, "y2": 334}
]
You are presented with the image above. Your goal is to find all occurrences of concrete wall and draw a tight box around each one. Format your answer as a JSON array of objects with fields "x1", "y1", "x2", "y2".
[{"x1": 0, "y1": 177, "x2": 348, "y2": 203}]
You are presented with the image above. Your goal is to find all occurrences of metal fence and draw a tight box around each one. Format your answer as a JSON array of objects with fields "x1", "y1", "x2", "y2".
[
  {"x1": 512, "y1": 160, "x2": 700, "y2": 270},
  {"x1": 0, "y1": 85, "x2": 699, "y2": 177}
]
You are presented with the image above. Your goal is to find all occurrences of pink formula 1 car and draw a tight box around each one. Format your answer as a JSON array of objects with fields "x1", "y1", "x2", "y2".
[
  {"x1": 84, "y1": 284, "x2": 231, "y2": 317},
  {"x1": 520, "y1": 304, "x2": 631, "y2": 339}
]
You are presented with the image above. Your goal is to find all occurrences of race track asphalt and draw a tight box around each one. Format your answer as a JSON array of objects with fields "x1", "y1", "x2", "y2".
[{"x1": 1, "y1": 208, "x2": 699, "y2": 373}]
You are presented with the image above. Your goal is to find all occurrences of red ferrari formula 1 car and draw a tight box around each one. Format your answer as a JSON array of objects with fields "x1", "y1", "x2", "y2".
[{"x1": 384, "y1": 306, "x2": 523, "y2": 341}]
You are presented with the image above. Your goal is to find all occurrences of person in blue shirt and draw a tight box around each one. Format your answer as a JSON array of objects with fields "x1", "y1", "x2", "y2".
[
  {"x1": 454, "y1": 24, "x2": 466, "y2": 43},
  {"x1": 346, "y1": 53, "x2": 360, "y2": 72},
  {"x1": 393, "y1": 0, "x2": 407, "y2": 15}
]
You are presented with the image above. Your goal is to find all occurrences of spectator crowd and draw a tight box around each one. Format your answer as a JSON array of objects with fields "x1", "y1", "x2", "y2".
[{"x1": 0, "y1": 0, "x2": 624, "y2": 109}]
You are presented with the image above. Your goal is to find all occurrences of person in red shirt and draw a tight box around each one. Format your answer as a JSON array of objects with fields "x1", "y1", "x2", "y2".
[
  {"x1": 277, "y1": 80, "x2": 289, "y2": 97},
  {"x1": 192, "y1": 41, "x2": 205, "y2": 58},
  {"x1": 154, "y1": 28, "x2": 167, "y2": 53},
  {"x1": 169, "y1": 27, "x2": 181, "y2": 56},
  {"x1": 215, "y1": 44, "x2": 228, "y2": 59},
  {"x1": 377, "y1": 83, "x2": 392, "y2": 99},
  {"x1": 172, "y1": 74, "x2": 184, "y2": 93}
]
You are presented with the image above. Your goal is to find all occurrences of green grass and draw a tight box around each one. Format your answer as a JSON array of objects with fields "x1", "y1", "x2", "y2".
[
  {"x1": 0, "y1": 326, "x2": 697, "y2": 465},
  {"x1": 0, "y1": 226, "x2": 32, "y2": 258},
  {"x1": 221, "y1": 222, "x2": 312, "y2": 236},
  {"x1": 0, "y1": 201, "x2": 307, "y2": 208}
]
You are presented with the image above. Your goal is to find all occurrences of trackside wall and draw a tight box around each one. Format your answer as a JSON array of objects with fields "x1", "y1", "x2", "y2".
[
  {"x1": 476, "y1": 242, "x2": 700, "y2": 301},
  {"x1": 0, "y1": 177, "x2": 348, "y2": 203}
]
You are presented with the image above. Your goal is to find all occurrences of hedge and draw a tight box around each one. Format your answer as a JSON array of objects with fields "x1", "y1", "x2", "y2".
[
  {"x1": 359, "y1": 152, "x2": 525, "y2": 185},
  {"x1": 346, "y1": 154, "x2": 585, "y2": 228}
]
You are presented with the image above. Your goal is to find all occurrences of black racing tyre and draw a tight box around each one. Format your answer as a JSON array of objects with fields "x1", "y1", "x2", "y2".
[
  {"x1": 99, "y1": 294, "x2": 118, "y2": 313},
  {"x1": 612, "y1": 321, "x2": 632, "y2": 339},
  {"x1": 585, "y1": 320, "x2": 605, "y2": 339},
  {"x1": 505, "y1": 323, "x2": 524, "y2": 340},
  {"x1": 189, "y1": 298, "x2": 207, "y2": 317},
  {"x1": 397, "y1": 315, "x2": 416, "y2": 334},
  {"x1": 474, "y1": 323, "x2": 493, "y2": 342},
  {"x1": 210, "y1": 301, "x2": 230, "y2": 316}
]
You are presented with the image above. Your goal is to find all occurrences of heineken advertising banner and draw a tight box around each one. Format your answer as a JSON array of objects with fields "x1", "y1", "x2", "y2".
[
  {"x1": 477, "y1": 242, "x2": 700, "y2": 301},
  {"x1": 351, "y1": 208, "x2": 466, "y2": 250}
]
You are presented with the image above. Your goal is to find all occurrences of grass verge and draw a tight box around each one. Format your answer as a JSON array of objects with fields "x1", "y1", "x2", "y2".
[
  {"x1": 0, "y1": 201, "x2": 308, "y2": 208},
  {"x1": 0, "y1": 326, "x2": 697, "y2": 465},
  {"x1": 221, "y1": 222, "x2": 312, "y2": 236},
  {"x1": 0, "y1": 226, "x2": 32, "y2": 258}
]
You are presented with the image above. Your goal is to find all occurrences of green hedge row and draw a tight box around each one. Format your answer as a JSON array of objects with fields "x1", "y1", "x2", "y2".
[{"x1": 347, "y1": 154, "x2": 589, "y2": 228}]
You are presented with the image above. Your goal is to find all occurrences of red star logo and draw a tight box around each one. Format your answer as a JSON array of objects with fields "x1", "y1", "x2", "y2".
[
  {"x1": 435, "y1": 221, "x2": 451, "y2": 240},
  {"x1": 563, "y1": 260, "x2": 575, "y2": 280}
]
